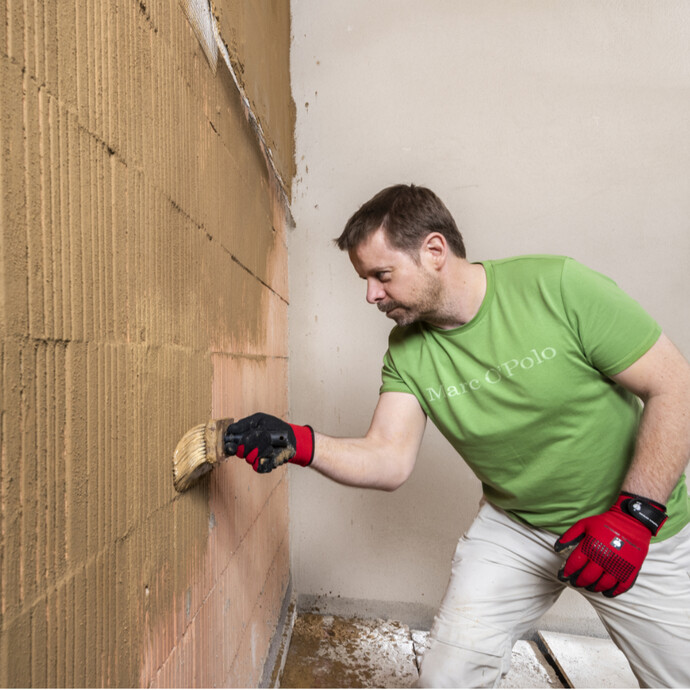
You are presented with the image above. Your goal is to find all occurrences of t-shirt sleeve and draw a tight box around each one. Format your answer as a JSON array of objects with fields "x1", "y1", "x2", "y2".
[
  {"x1": 380, "y1": 346, "x2": 413, "y2": 394},
  {"x1": 560, "y1": 258, "x2": 662, "y2": 376}
]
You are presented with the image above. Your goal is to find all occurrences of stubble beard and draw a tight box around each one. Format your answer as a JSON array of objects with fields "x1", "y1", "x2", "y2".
[{"x1": 377, "y1": 272, "x2": 444, "y2": 327}]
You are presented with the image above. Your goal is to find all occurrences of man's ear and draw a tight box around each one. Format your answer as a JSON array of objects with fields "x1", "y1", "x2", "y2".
[{"x1": 422, "y1": 233, "x2": 448, "y2": 269}]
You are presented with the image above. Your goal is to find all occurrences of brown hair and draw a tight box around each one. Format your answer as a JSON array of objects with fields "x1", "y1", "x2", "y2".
[{"x1": 335, "y1": 184, "x2": 466, "y2": 258}]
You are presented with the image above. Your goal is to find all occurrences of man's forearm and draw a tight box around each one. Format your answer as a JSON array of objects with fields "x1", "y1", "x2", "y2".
[
  {"x1": 308, "y1": 391, "x2": 427, "y2": 491},
  {"x1": 610, "y1": 334, "x2": 690, "y2": 505},
  {"x1": 622, "y1": 390, "x2": 690, "y2": 503},
  {"x1": 310, "y1": 431, "x2": 416, "y2": 491}
]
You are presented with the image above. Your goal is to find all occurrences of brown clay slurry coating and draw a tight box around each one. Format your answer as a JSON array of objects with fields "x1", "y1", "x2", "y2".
[{"x1": 0, "y1": 0, "x2": 293, "y2": 686}]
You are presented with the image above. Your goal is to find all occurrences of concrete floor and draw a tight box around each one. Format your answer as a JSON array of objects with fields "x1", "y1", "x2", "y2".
[{"x1": 277, "y1": 613, "x2": 564, "y2": 688}]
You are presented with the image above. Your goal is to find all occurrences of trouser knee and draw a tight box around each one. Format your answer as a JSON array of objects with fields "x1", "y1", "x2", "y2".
[{"x1": 418, "y1": 637, "x2": 508, "y2": 689}]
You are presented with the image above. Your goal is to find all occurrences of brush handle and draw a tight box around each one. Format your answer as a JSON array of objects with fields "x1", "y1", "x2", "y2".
[{"x1": 224, "y1": 431, "x2": 288, "y2": 456}]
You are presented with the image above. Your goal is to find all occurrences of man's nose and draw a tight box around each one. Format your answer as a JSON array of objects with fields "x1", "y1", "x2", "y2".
[{"x1": 366, "y1": 279, "x2": 385, "y2": 304}]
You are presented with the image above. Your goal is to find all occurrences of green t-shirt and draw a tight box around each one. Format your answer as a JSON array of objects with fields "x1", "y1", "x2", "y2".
[{"x1": 380, "y1": 255, "x2": 689, "y2": 540}]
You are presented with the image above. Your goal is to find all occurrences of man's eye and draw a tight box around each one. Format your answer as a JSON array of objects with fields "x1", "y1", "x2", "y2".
[{"x1": 377, "y1": 272, "x2": 390, "y2": 282}]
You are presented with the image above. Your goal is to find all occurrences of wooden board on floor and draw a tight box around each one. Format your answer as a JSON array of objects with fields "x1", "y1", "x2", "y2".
[
  {"x1": 538, "y1": 631, "x2": 639, "y2": 688},
  {"x1": 502, "y1": 640, "x2": 564, "y2": 688}
]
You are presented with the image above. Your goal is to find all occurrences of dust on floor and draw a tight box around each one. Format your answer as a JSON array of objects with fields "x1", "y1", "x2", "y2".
[{"x1": 278, "y1": 613, "x2": 563, "y2": 689}]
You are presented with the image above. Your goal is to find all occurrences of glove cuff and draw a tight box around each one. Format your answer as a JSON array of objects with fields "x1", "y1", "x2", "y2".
[
  {"x1": 289, "y1": 424, "x2": 314, "y2": 467},
  {"x1": 617, "y1": 492, "x2": 668, "y2": 536}
]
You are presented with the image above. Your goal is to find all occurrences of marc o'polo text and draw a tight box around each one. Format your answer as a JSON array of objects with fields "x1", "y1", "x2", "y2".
[{"x1": 426, "y1": 347, "x2": 558, "y2": 403}]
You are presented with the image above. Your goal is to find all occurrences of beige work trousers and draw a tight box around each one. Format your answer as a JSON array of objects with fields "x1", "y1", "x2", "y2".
[{"x1": 418, "y1": 501, "x2": 690, "y2": 689}]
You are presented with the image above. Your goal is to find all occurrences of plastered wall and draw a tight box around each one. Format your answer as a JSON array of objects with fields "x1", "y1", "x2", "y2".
[
  {"x1": 289, "y1": 0, "x2": 690, "y2": 632},
  {"x1": 1, "y1": 0, "x2": 294, "y2": 686}
]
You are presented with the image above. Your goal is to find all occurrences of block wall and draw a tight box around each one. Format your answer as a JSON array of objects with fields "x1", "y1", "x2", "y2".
[{"x1": 0, "y1": 0, "x2": 294, "y2": 686}]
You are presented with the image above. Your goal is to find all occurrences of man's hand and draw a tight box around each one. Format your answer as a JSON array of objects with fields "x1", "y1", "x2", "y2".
[
  {"x1": 224, "y1": 413, "x2": 314, "y2": 474},
  {"x1": 554, "y1": 493, "x2": 667, "y2": 597}
]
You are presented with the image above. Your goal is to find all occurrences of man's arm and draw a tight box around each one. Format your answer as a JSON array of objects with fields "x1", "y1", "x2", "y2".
[
  {"x1": 224, "y1": 391, "x2": 427, "y2": 490},
  {"x1": 611, "y1": 332, "x2": 690, "y2": 503},
  {"x1": 554, "y1": 332, "x2": 690, "y2": 597},
  {"x1": 311, "y1": 391, "x2": 427, "y2": 491}
]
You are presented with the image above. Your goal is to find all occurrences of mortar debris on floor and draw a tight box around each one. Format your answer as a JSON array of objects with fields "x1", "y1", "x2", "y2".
[{"x1": 277, "y1": 613, "x2": 564, "y2": 689}]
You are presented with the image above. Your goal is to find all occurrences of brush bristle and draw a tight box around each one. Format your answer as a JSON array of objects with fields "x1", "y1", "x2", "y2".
[{"x1": 173, "y1": 422, "x2": 212, "y2": 492}]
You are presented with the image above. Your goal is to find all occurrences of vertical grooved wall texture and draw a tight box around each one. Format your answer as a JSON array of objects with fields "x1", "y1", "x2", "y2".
[{"x1": 0, "y1": 0, "x2": 295, "y2": 686}]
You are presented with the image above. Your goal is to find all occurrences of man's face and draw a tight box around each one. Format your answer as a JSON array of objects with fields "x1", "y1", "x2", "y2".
[{"x1": 349, "y1": 228, "x2": 442, "y2": 327}]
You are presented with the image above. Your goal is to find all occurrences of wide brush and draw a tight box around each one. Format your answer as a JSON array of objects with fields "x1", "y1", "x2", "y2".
[
  {"x1": 172, "y1": 418, "x2": 234, "y2": 492},
  {"x1": 172, "y1": 418, "x2": 289, "y2": 492}
]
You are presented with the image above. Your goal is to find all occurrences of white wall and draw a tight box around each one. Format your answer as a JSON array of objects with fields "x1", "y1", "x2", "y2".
[{"x1": 288, "y1": 0, "x2": 690, "y2": 631}]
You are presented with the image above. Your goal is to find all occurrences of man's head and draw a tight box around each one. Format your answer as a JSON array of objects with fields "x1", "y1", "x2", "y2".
[
  {"x1": 347, "y1": 226, "x2": 446, "y2": 327},
  {"x1": 335, "y1": 184, "x2": 466, "y2": 260}
]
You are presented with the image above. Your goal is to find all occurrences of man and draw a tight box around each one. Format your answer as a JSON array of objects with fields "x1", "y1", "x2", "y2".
[{"x1": 226, "y1": 185, "x2": 690, "y2": 688}]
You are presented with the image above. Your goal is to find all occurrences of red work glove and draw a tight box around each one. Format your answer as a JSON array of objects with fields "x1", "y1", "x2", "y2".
[
  {"x1": 223, "y1": 413, "x2": 314, "y2": 474},
  {"x1": 554, "y1": 492, "x2": 667, "y2": 597}
]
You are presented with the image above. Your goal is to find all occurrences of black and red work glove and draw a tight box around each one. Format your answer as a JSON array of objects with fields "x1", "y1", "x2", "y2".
[
  {"x1": 223, "y1": 412, "x2": 314, "y2": 474},
  {"x1": 554, "y1": 492, "x2": 667, "y2": 597}
]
